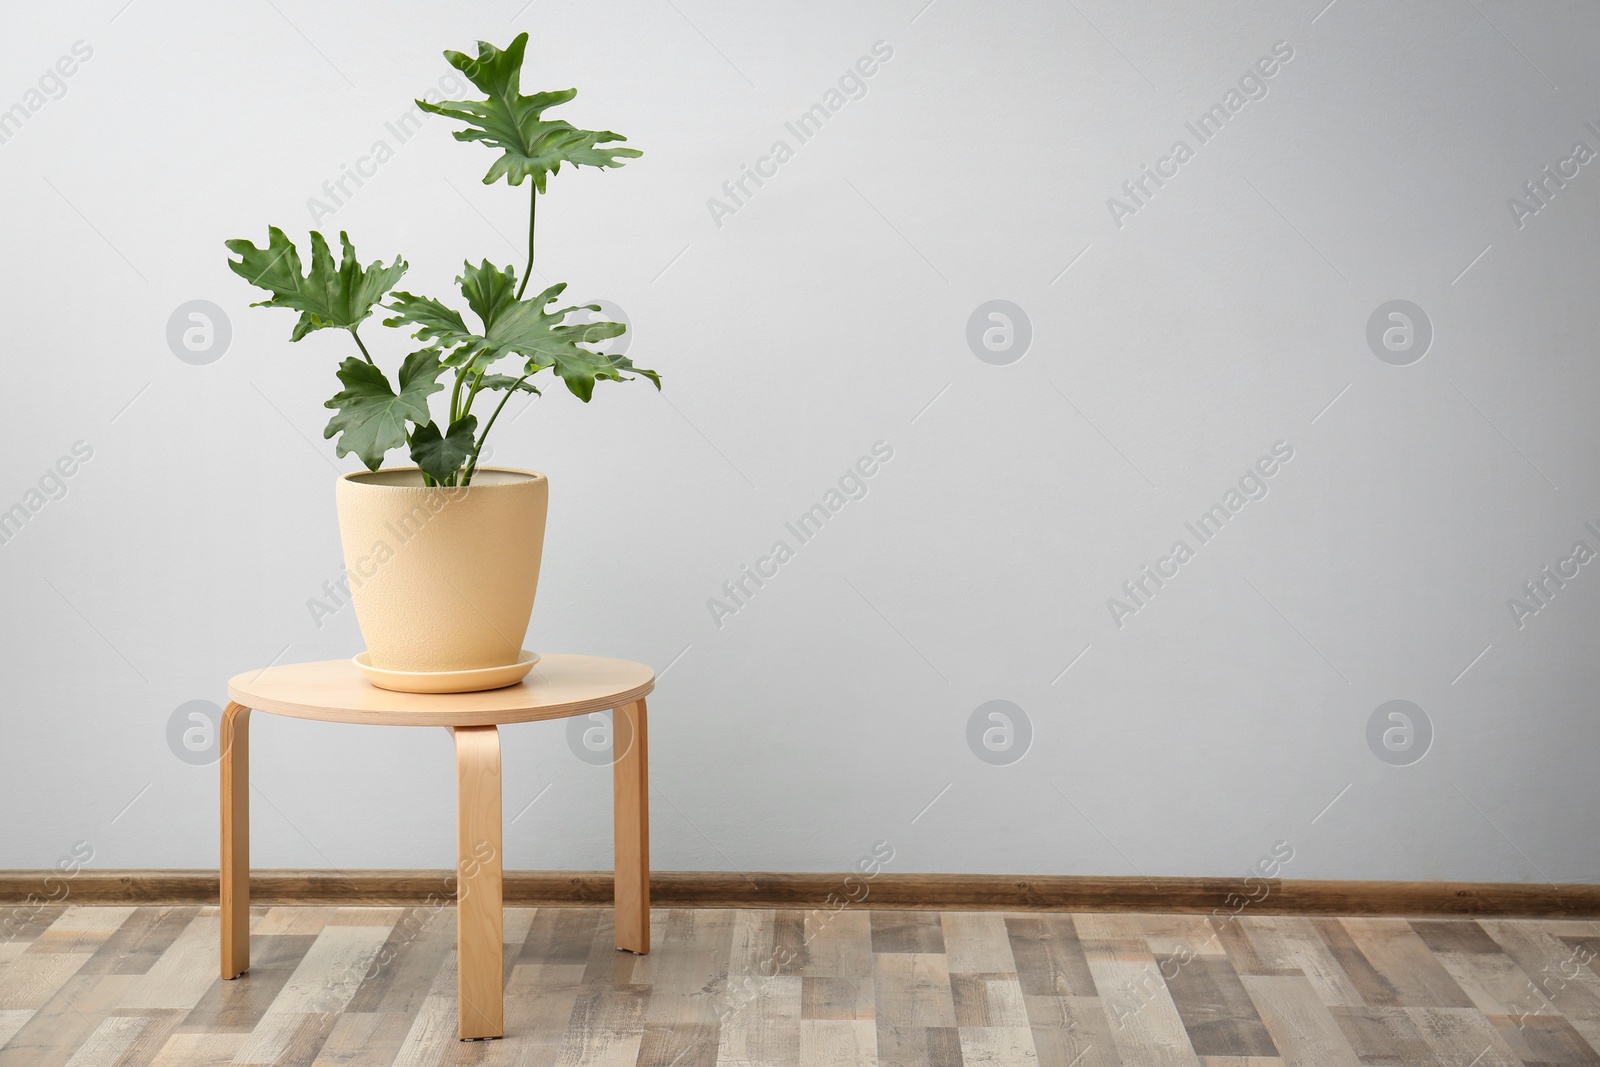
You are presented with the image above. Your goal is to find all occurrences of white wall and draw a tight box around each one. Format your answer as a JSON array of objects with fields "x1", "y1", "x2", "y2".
[{"x1": 3, "y1": 0, "x2": 1598, "y2": 884}]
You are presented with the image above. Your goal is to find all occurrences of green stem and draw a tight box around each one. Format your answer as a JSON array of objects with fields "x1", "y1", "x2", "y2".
[
  {"x1": 462, "y1": 371, "x2": 534, "y2": 485},
  {"x1": 449, "y1": 364, "x2": 489, "y2": 425},
  {"x1": 349, "y1": 326, "x2": 377, "y2": 367},
  {"x1": 464, "y1": 368, "x2": 487, "y2": 416},
  {"x1": 514, "y1": 184, "x2": 537, "y2": 301},
  {"x1": 450, "y1": 365, "x2": 469, "y2": 423}
]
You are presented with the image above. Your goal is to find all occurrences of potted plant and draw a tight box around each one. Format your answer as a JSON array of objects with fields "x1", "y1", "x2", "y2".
[{"x1": 226, "y1": 34, "x2": 658, "y2": 693}]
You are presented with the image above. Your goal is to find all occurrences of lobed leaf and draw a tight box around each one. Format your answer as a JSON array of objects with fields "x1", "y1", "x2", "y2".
[
  {"x1": 409, "y1": 415, "x2": 479, "y2": 484},
  {"x1": 415, "y1": 33, "x2": 641, "y2": 191},
  {"x1": 225, "y1": 228, "x2": 406, "y2": 341},
  {"x1": 383, "y1": 291, "x2": 471, "y2": 353},
  {"x1": 322, "y1": 350, "x2": 446, "y2": 470},
  {"x1": 385, "y1": 272, "x2": 657, "y2": 401},
  {"x1": 459, "y1": 259, "x2": 517, "y2": 329}
]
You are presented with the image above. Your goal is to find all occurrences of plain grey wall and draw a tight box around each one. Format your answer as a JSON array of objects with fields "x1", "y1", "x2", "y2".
[{"x1": 2, "y1": 0, "x2": 1597, "y2": 884}]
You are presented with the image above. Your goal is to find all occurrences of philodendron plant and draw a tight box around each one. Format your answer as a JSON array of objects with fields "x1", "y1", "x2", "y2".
[{"x1": 226, "y1": 34, "x2": 658, "y2": 487}]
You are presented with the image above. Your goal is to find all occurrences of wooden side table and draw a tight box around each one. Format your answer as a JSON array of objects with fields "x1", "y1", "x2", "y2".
[{"x1": 220, "y1": 654, "x2": 654, "y2": 1040}]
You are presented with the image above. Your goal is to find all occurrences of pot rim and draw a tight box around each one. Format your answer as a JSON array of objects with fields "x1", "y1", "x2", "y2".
[{"x1": 340, "y1": 465, "x2": 546, "y2": 488}]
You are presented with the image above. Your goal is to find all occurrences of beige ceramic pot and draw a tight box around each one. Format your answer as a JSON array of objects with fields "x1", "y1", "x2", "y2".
[{"x1": 334, "y1": 467, "x2": 548, "y2": 674}]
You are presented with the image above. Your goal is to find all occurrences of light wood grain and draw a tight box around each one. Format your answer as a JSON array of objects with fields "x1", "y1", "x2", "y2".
[
  {"x1": 555, "y1": 982, "x2": 649, "y2": 1067},
  {"x1": 216, "y1": 655, "x2": 654, "y2": 1045},
  {"x1": 1008, "y1": 915, "x2": 1096, "y2": 997},
  {"x1": 1162, "y1": 957, "x2": 1277, "y2": 1057},
  {"x1": 504, "y1": 962, "x2": 589, "y2": 1065},
  {"x1": 804, "y1": 909, "x2": 875, "y2": 980},
  {"x1": 6, "y1": 906, "x2": 1599, "y2": 1064},
  {"x1": 1490, "y1": 1011, "x2": 1600, "y2": 1065},
  {"x1": 1434, "y1": 942, "x2": 1556, "y2": 1015},
  {"x1": 39, "y1": 907, "x2": 133, "y2": 939},
  {"x1": 872, "y1": 953, "x2": 957, "y2": 1029},
  {"x1": 0, "y1": 1010, "x2": 32, "y2": 1050},
  {"x1": 875, "y1": 1022, "x2": 962, "y2": 1067},
  {"x1": 1339, "y1": 917, "x2": 1473, "y2": 1008},
  {"x1": 0, "y1": 951, "x2": 92, "y2": 1011},
  {"x1": 145, "y1": 1029, "x2": 246, "y2": 1065},
  {"x1": 1327, "y1": 1004, "x2": 1435, "y2": 1064},
  {"x1": 61, "y1": 1013, "x2": 145, "y2": 1067},
  {"x1": 227, "y1": 655, "x2": 654, "y2": 726},
  {"x1": 949, "y1": 972, "x2": 1029, "y2": 1027},
  {"x1": 453, "y1": 725, "x2": 503, "y2": 1041},
  {"x1": 1406, "y1": 1005, "x2": 1523, "y2": 1066},
  {"x1": 219, "y1": 702, "x2": 249, "y2": 980},
  {"x1": 958, "y1": 1025, "x2": 1040, "y2": 1066},
  {"x1": 1240, "y1": 974, "x2": 1361, "y2": 1067},
  {"x1": 0, "y1": 969, "x2": 132, "y2": 1066},
  {"x1": 637, "y1": 911, "x2": 734, "y2": 1067},
  {"x1": 872, "y1": 912, "x2": 946, "y2": 955},
  {"x1": 612, "y1": 699, "x2": 650, "y2": 956},
  {"x1": 1024, "y1": 993, "x2": 1122, "y2": 1067},
  {"x1": 941, "y1": 912, "x2": 1018, "y2": 975},
  {"x1": 310, "y1": 1011, "x2": 414, "y2": 1067},
  {"x1": 1480, "y1": 918, "x2": 1600, "y2": 1022},
  {"x1": 1140, "y1": 915, "x2": 1229, "y2": 960},
  {"x1": 802, "y1": 975, "x2": 876, "y2": 1021},
  {"x1": 1250, "y1": 917, "x2": 1366, "y2": 1008},
  {"x1": 716, "y1": 973, "x2": 801, "y2": 1065},
  {"x1": 118, "y1": 911, "x2": 220, "y2": 1010},
  {"x1": 232, "y1": 1007, "x2": 307, "y2": 1065},
  {"x1": 1090, "y1": 957, "x2": 1201, "y2": 1067},
  {"x1": 799, "y1": 1018, "x2": 877, "y2": 1067},
  {"x1": 389, "y1": 976, "x2": 460, "y2": 1067}
]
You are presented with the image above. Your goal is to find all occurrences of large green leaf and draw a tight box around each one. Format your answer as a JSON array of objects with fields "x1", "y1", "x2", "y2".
[
  {"x1": 459, "y1": 259, "x2": 516, "y2": 327},
  {"x1": 416, "y1": 34, "x2": 641, "y2": 191},
  {"x1": 409, "y1": 415, "x2": 478, "y2": 484},
  {"x1": 225, "y1": 228, "x2": 406, "y2": 341},
  {"x1": 385, "y1": 274, "x2": 658, "y2": 401},
  {"x1": 389, "y1": 267, "x2": 611, "y2": 365},
  {"x1": 480, "y1": 282, "x2": 618, "y2": 367},
  {"x1": 546, "y1": 346, "x2": 660, "y2": 402},
  {"x1": 322, "y1": 350, "x2": 446, "y2": 470},
  {"x1": 383, "y1": 260, "x2": 517, "y2": 359},
  {"x1": 382, "y1": 291, "x2": 470, "y2": 353}
]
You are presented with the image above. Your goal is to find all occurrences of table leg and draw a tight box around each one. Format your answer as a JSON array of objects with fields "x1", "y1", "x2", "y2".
[
  {"x1": 613, "y1": 699, "x2": 650, "y2": 955},
  {"x1": 453, "y1": 725, "x2": 503, "y2": 1040},
  {"x1": 220, "y1": 702, "x2": 250, "y2": 979}
]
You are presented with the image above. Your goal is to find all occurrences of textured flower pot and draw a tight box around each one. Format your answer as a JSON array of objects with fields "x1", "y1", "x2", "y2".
[{"x1": 334, "y1": 467, "x2": 548, "y2": 675}]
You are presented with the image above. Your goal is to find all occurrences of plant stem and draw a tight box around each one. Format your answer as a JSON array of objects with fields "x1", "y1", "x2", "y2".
[
  {"x1": 349, "y1": 326, "x2": 377, "y2": 367},
  {"x1": 450, "y1": 364, "x2": 489, "y2": 425},
  {"x1": 514, "y1": 184, "x2": 537, "y2": 301},
  {"x1": 450, "y1": 365, "x2": 468, "y2": 423},
  {"x1": 462, "y1": 371, "x2": 534, "y2": 485},
  {"x1": 464, "y1": 368, "x2": 486, "y2": 416}
]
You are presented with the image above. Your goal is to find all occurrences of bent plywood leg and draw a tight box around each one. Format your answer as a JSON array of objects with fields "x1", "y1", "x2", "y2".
[
  {"x1": 613, "y1": 699, "x2": 650, "y2": 954},
  {"x1": 453, "y1": 725, "x2": 503, "y2": 1040},
  {"x1": 220, "y1": 702, "x2": 250, "y2": 979}
]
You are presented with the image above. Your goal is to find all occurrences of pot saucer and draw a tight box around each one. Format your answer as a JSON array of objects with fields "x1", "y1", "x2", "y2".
[{"x1": 353, "y1": 650, "x2": 541, "y2": 694}]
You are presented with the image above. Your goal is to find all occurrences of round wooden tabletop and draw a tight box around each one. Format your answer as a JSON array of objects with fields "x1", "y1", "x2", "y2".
[{"x1": 227, "y1": 654, "x2": 655, "y2": 726}]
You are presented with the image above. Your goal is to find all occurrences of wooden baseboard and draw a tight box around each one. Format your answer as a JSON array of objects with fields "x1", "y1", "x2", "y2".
[{"x1": 2, "y1": 870, "x2": 1597, "y2": 917}]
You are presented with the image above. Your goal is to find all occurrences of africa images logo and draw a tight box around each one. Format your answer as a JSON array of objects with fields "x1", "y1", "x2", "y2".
[
  {"x1": 1106, "y1": 41, "x2": 1294, "y2": 229},
  {"x1": 706, "y1": 41, "x2": 894, "y2": 229},
  {"x1": 707, "y1": 442, "x2": 894, "y2": 629},
  {"x1": 1106, "y1": 442, "x2": 1294, "y2": 628}
]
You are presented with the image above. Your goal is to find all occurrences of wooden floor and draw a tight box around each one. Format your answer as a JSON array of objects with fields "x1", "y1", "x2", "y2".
[{"x1": 1, "y1": 906, "x2": 1597, "y2": 1065}]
